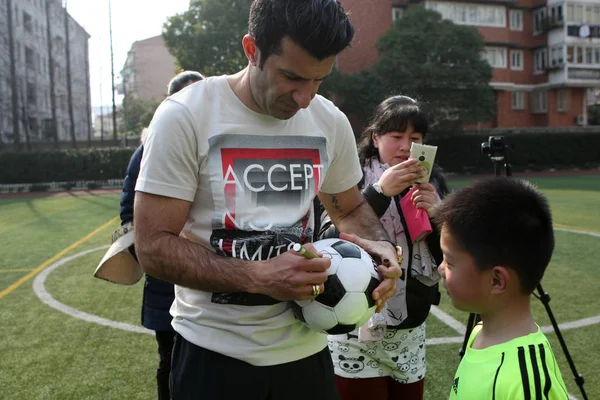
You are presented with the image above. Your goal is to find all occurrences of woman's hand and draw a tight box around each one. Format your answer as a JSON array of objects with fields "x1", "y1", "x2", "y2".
[
  {"x1": 377, "y1": 159, "x2": 426, "y2": 198},
  {"x1": 411, "y1": 183, "x2": 440, "y2": 214}
]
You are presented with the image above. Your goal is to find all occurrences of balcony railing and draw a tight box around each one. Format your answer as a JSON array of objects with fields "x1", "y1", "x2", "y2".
[
  {"x1": 567, "y1": 24, "x2": 600, "y2": 39},
  {"x1": 568, "y1": 69, "x2": 600, "y2": 80},
  {"x1": 545, "y1": 61, "x2": 565, "y2": 71},
  {"x1": 542, "y1": 17, "x2": 564, "y2": 32}
]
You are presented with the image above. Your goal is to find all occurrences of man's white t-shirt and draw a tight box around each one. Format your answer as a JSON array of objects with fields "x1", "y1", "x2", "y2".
[{"x1": 136, "y1": 75, "x2": 363, "y2": 366}]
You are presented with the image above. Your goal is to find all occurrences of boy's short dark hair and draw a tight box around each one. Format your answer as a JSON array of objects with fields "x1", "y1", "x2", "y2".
[
  {"x1": 431, "y1": 177, "x2": 554, "y2": 294},
  {"x1": 248, "y1": 0, "x2": 354, "y2": 69},
  {"x1": 167, "y1": 71, "x2": 204, "y2": 96}
]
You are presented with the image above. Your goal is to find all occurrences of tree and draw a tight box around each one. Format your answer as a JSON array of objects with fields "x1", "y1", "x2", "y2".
[
  {"x1": 332, "y1": 6, "x2": 496, "y2": 131},
  {"x1": 119, "y1": 94, "x2": 160, "y2": 134},
  {"x1": 320, "y1": 70, "x2": 386, "y2": 125},
  {"x1": 162, "y1": 0, "x2": 252, "y2": 76}
]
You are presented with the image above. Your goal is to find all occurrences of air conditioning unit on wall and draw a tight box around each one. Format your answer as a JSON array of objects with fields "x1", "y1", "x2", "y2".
[{"x1": 575, "y1": 114, "x2": 586, "y2": 125}]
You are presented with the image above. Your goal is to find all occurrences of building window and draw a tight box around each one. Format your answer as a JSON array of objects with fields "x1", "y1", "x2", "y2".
[
  {"x1": 510, "y1": 50, "x2": 524, "y2": 70},
  {"x1": 426, "y1": 1, "x2": 506, "y2": 27},
  {"x1": 510, "y1": 10, "x2": 523, "y2": 31},
  {"x1": 550, "y1": 5, "x2": 563, "y2": 24},
  {"x1": 479, "y1": 6, "x2": 505, "y2": 26},
  {"x1": 23, "y1": 11, "x2": 32, "y2": 33},
  {"x1": 532, "y1": 90, "x2": 548, "y2": 113},
  {"x1": 534, "y1": 8, "x2": 547, "y2": 34},
  {"x1": 485, "y1": 47, "x2": 507, "y2": 68},
  {"x1": 577, "y1": 46, "x2": 584, "y2": 63},
  {"x1": 585, "y1": 5, "x2": 593, "y2": 23},
  {"x1": 392, "y1": 6, "x2": 403, "y2": 22},
  {"x1": 512, "y1": 91, "x2": 525, "y2": 110},
  {"x1": 587, "y1": 88, "x2": 597, "y2": 105},
  {"x1": 4, "y1": 116, "x2": 12, "y2": 133},
  {"x1": 567, "y1": 46, "x2": 575, "y2": 63},
  {"x1": 25, "y1": 46, "x2": 35, "y2": 71},
  {"x1": 28, "y1": 118, "x2": 39, "y2": 138},
  {"x1": 557, "y1": 89, "x2": 570, "y2": 112},
  {"x1": 27, "y1": 82, "x2": 37, "y2": 106},
  {"x1": 575, "y1": 5, "x2": 583, "y2": 23},
  {"x1": 585, "y1": 47, "x2": 594, "y2": 64},
  {"x1": 42, "y1": 118, "x2": 53, "y2": 139},
  {"x1": 550, "y1": 45, "x2": 564, "y2": 67},
  {"x1": 534, "y1": 48, "x2": 547, "y2": 73},
  {"x1": 566, "y1": 45, "x2": 600, "y2": 64}
]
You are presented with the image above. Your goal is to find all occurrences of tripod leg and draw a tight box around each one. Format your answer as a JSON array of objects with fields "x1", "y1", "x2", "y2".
[
  {"x1": 536, "y1": 284, "x2": 588, "y2": 400},
  {"x1": 459, "y1": 313, "x2": 477, "y2": 359}
]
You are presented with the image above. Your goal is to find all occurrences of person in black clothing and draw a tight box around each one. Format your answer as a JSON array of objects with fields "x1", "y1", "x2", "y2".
[
  {"x1": 120, "y1": 70, "x2": 204, "y2": 400},
  {"x1": 318, "y1": 96, "x2": 449, "y2": 400}
]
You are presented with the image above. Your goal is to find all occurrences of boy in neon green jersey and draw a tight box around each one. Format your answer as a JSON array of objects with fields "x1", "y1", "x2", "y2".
[{"x1": 431, "y1": 177, "x2": 568, "y2": 400}]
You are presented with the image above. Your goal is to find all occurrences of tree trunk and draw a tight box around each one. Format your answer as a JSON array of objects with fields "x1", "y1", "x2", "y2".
[
  {"x1": 46, "y1": 0, "x2": 59, "y2": 148},
  {"x1": 109, "y1": 0, "x2": 119, "y2": 143},
  {"x1": 84, "y1": 36, "x2": 92, "y2": 147},
  {"x1": 21, "y1": 69, "x2": 32, "y2": 151},
  {"x1": 64, "y1": 1, "x2": 77, "y2": 148},
  {"x1": 7, "y1": 0, "x2": 21, "y2": 150}
]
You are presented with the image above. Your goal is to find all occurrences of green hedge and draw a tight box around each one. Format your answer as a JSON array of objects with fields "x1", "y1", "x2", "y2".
[
  {"x1": 428, "y1": 131, "x2": 600, "y2": 175},
  {"x1": 0, "y1": 148, "x2": 136, "y2": 184},
  {"x1": 2, "y1": 132, "x2": 599, "y2": 184}
]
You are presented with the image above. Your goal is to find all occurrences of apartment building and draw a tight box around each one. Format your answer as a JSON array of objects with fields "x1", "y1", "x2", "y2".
[
  {"x1": 0, "y1": 0, "x2": 92, "y2": 145},
  {"x1": 338, "y1": 0, "x2": 600, "y2": 128},
  {"x1": 119, "y1": 35, "x2": 177, "y2": 102}
]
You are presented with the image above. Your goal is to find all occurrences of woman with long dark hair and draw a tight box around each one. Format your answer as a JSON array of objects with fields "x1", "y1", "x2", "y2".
[{"x1": 320, "y1": 95, "x2": 449, "y2": 400}]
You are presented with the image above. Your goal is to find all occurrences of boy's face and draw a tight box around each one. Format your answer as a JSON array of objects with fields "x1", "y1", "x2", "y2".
[{"x1": 439, "y1": 226, "x2": 491, "y2": 313}]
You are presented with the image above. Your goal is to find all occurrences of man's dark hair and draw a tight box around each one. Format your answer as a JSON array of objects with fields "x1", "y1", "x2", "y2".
[
  {"x1": 248, "y1": 0, "x2": 354, "y2": 68},
  {"x1": 167, "y1": 71, "x2": 204, "y2": 96},
  {"x1": 431, "y1": 177, "x2": 555, "y2": 294}
]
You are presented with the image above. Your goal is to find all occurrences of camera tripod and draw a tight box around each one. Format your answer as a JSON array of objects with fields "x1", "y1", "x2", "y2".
[{"x1": 458, "y1": 136, "x2": 588, "y2": 399}]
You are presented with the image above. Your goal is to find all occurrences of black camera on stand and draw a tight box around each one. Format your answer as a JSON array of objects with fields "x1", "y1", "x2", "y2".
[{"x1": 480, "y1": 135, "x2": 511, "y2": 177}]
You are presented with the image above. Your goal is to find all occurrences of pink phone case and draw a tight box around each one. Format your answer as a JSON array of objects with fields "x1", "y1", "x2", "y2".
[{"x1": 399, "y1": 187, "x2": 433, "y2": 243}]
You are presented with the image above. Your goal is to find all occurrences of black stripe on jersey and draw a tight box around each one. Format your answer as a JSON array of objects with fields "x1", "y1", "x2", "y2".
[
  {"x1": 538, "y1": 344, "x2": 552, "y2": 399},
  {"x1": 518, "y1": 346, "x2": 531, "y2": 400},
  {"x1": 492, "y1": 352, "x2": 505, "y2": 400},
  {"x1": 529, "y1": 344, "x2": 543, "y2": 400}
]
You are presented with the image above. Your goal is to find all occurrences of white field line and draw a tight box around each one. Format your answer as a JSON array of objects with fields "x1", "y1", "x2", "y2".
[
  {"x1": 555, "y1": 227, "x2": 600, "y2": 238},
  {"x1": 32, "y1": 246, "x2": 153, "y2": 335},
  {"x1": 31, "y1": 228, "x2": 597, "y2": 400},
  {"x1": 429, "y1": 306, "x2": 466, "y2": 335}
]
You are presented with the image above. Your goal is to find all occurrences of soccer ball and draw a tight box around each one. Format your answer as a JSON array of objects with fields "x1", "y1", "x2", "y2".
[{"x1": 292, "y1": 238, "x2": 380, "y2": 334}]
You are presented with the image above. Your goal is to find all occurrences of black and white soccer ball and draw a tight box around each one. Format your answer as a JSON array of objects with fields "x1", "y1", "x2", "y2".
[{"x1": 292, "y1": 238, "x2": 380, "y2": 334}]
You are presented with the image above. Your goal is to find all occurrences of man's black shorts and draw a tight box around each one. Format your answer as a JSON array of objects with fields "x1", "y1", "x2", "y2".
[{"x1": 170, "y1": 333, "x2": 340, "y2": 400}]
